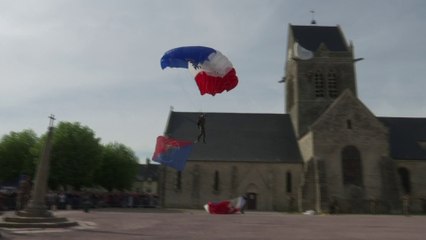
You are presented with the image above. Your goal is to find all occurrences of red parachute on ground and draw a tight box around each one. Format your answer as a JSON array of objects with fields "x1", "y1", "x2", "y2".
[
  {"x1": 204, "y1": 195, "x2": 247, "y2": 214},
  {"x1": 160, "y1": 46, "x2": 238, "y2": 96}
]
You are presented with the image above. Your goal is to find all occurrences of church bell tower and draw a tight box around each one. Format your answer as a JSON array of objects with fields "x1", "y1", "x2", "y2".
[{"x1": 284, "y1": 24, "x2": 359, "y2": 138}]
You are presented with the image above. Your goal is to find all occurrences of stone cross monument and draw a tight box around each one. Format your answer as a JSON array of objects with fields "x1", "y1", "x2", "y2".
[{"x1": 0, "y1": 115, "x2": 77, "y2": 228}]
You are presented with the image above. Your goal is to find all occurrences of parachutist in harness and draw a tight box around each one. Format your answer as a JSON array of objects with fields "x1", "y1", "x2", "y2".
[{"x1": 196, "y1": 114, "x2": 206, "y2": 143}]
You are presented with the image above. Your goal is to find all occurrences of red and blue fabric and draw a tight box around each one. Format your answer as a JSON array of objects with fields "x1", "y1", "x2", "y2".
[
  {"x1": 152, "y1": 136, "x2": 193, "y2": 171},
  {"x1": 160, "y1": 46, "x2": 238, "y2": 96}
]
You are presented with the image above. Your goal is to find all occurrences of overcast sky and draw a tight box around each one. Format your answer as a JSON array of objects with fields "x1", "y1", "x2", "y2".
[{"x1": 1, "y1": 0, "x2": 425, "y2": 162}]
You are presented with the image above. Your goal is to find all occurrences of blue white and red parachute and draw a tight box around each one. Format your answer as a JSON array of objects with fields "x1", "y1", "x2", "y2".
[{"x1": 160, "y1": 46, "x2": 238, "y2": 96}]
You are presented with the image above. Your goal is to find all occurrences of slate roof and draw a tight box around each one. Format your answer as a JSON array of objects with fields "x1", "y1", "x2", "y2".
[
  {"x1": 290, "y1": 25, "x2": 348, "y2": 52},
  {"x1": 164, "y1": 111, "x2": 302, "y2": 163},
  {"x1": 136, "y1": 164, "x2": 159, "y2": 181},
  {"x1": 379, "y1": 117, "x2": 426, "y2": 160}
]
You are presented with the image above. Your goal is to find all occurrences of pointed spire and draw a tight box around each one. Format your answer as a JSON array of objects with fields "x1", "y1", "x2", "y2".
[{"x1": 310, "y1": 10, "x2": 317, "y2": 25}]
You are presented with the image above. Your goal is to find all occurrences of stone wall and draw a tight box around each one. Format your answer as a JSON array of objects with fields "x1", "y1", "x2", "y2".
[
  {"x1": 160, "y1": 161, "x2": 302, "y2": 211},
  {"x1": 306, "y1": 91, "x2": 393, "y2": 213},
  {"x1": 396, "y1": 160, "x2": 426, "y2": 213}
]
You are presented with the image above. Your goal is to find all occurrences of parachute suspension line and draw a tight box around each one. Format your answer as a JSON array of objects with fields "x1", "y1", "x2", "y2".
[
  {"x1": 236, "y1": 80, "x2": 257, "y2": 112},
  {"x1": 175, "y1": 71, "x2": 203, "y2": 112}
]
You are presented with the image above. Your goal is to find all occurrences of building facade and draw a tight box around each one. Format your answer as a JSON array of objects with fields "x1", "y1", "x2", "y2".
[{"x1": 158, "y1": 24, "x2": 426, "y2": 213}]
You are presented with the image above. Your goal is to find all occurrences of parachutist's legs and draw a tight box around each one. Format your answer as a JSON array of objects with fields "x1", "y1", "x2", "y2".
[
  {"x1": 196, "y1": 128, "x2": 206, "y2": 144},
  {"x1": 202, "y1": 129, "x2": 206, "y2": 143}
]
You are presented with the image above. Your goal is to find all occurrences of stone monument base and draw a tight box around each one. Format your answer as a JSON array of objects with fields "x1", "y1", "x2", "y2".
[{"x1": 0, "y1": 211, "x2": 78, "y2": 228}]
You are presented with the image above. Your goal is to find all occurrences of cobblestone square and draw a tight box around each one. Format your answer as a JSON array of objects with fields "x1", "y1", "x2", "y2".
[{"x1": 1, "y1": 209, "x2": 425, "y2": 240}]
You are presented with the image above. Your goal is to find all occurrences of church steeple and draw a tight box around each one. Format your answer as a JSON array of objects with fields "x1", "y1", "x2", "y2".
[
  {"x1": 310, "y1": 10, "x2": 316, "y2": 25},
  {"x1": 284, "y1": 24, "x2": 358, "y2": 138}
]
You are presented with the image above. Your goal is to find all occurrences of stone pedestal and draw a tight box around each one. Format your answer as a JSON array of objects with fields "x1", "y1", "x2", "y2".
[{"x1": 1, "y1": 214, "x2": 77, "y2": 228}]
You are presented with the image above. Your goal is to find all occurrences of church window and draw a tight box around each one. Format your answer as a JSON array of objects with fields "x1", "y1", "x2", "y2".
[
  {"x1": 327, "y1": 70, "x2": 338, "y2": 98},
  {"x1": 213, "y1": 170, "x2": 220, "y2": 192},
  {"x1": 341, "y1": 146, "x2": 363, "y2": 186},
  {"x1": 176, "y1": 171, "x2": 182, "y2": 191},
  {"x1": 192, "y1": 165, "x2": 200, "y2": 198},
  {"x1": 398, "y1": 167, "x2": 411, "y2": 194},
  {"x1": 286, "y1": 171, "x2": 292, "y2": 193},
  {"x1": 231, "y1": 166, "x2": 238, "y2": 193},
  {"x1": 314, "y1": 70, "x2": 325, "y2": 97},
  {"x1": 346, "y1": 119, "x2": 352, "y2": 129}
]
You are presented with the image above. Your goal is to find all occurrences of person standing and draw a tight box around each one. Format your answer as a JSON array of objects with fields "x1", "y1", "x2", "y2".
[
  {"x1": 58, "y1": 192, "x2": 67, "y2": 210},
  {"x1": 82, "y1": 191, "x2": 91, "y2": 213},
  {"x1": 196, "y1": 114, "x2": 206, "y2": 143}
]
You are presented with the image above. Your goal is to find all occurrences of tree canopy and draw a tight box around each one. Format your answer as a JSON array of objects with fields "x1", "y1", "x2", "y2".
[
  {"x1": 0, "y1": 129, "x2": 39, "y2": 183},
  {"x1": 48, "y1": 122, "x2": 102, "y2": 190},
  {"x1": 95, "y1": 143, "x2": 139, "y2": 191},
  {"x1": 0, "y1": 121, "x2": 141, "y2": 191}
]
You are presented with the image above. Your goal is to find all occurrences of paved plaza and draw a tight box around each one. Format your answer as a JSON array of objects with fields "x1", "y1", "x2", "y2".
[{"x1": 1, "y1": 209, "x2": 425, "y2": 240}]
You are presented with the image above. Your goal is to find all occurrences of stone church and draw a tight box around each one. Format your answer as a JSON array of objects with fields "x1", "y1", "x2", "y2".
[{"x1": 158, "y1": 23, "x2": 426, "y2": 213}]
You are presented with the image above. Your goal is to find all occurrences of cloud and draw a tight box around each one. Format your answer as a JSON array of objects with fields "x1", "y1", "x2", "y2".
[{"x1": 1, "y1": 0, "x2": 425, "y2": 161}]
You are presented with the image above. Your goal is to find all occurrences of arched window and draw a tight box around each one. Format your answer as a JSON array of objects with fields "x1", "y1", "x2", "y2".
[
  {"x1": 231, "y1": 166, "x2": 238, "y2": 193},
  {"x1": 341, "y1": 146, "x2": 363, "y2": 186},
  {"x1": 176, "y1": 171, "x2": 182, "y2": 191},
  {"x1": 398, "y1": 167, "x2": 411, "y2": 194},
  {"x1": 314, "y1": 70, "x2": 325, "y2": 97},
  {"x1": 327, "y1": 70, "x2": 338, "y2": 98},
  {"x1": 213, "y1": 170, "x2": 220, "y2": 192},
  {"x1": 346, "y1": 119, "x2": 352, "y2": 129},
  {"x1": 192, "y1": 165, "x2": 200, "y2": 198},
  {"x1": 286, "y1": 171, "x2": 292, "y2": 193}
]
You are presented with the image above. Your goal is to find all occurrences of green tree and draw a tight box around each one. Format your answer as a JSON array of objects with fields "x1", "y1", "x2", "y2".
[
  {"x1": 95, "y1": 143, "x2": 139, "y2": 191},
  {"x1": 0, "y1": 130, "x2": 39, "y2": 183},
  {"x1": 48, "y1": 122, "x2": 102, "y2": 190}
]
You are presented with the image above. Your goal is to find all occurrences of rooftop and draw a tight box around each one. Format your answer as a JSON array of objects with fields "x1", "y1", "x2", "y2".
[
  {"x1": 290, "y1": 25, "x2": 349, "y2": 51},
  {"x1": 164, "y1": 111, "x2": 302, "y2": 163}
]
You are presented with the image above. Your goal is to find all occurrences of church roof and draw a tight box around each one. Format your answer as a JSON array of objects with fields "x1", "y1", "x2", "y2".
[
  {"x1": 379, "y1": 117, "x2": 426, "y2": 160},
  {"x1": 290, "y1": 25, "x2": 348, "y2": 51},
  {"x1": 136, "y1": 164, "x2": 159, "y2": 181},
  {"x1": 164, "y1": 111, "x2": 302, "y2": 163}
]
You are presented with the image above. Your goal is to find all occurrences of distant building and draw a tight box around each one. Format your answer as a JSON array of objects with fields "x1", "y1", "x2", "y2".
[
  {"x1": 133, "y1": 160, "x2": 159, "y2": 195},
  {"x1": 158, "y1": 24, "x2": 426, "y2": 213}
]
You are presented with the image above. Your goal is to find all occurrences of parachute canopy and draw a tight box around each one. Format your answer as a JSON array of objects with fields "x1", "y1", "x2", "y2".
[
  {"x1": 152, "y1": 136, "x2": 193, "y2": 171},
  {"x1": 160, "y1": 46, "x2": 238, "y2": 96},
  {"x1": 204, "y1": 195, "x2": 247, "y2": 214}
]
